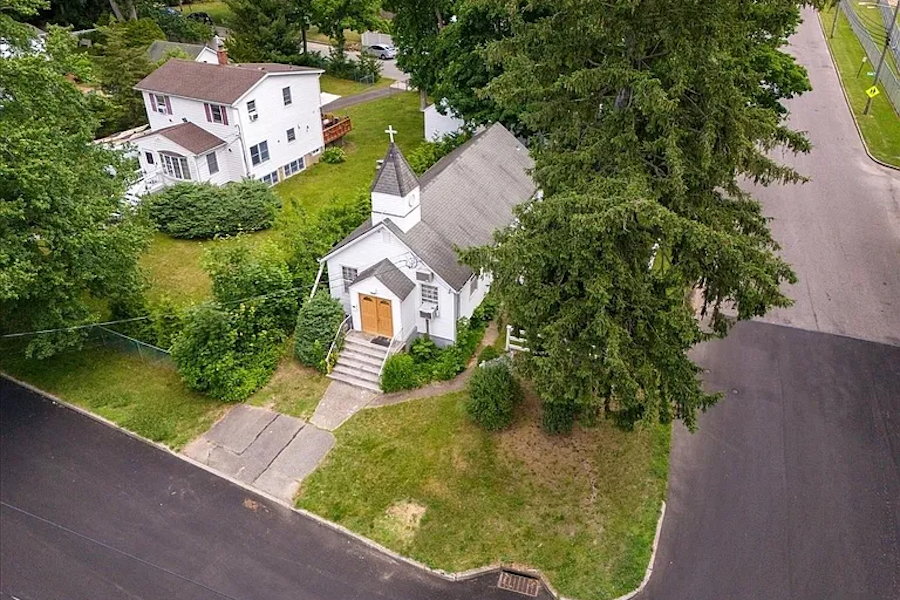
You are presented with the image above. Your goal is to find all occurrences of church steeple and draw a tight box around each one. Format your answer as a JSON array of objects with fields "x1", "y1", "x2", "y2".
[{"x1": 370, "y1": 128, "x2": 421, "y2": 232}]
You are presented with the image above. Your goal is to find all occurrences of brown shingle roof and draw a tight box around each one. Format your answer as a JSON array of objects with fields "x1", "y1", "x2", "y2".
[
  {"x1": 154, "y1": 122, "x2": 226, "y2": 155},
  {"x1": 134, "y1": 59, "x2": 321, "y2": 105}
]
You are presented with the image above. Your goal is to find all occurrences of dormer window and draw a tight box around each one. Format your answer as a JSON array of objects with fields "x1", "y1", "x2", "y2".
[
  {"x1": 152, "y1": 94, "x2": 171, "y2": 115},
  {"x1": 204, "y1": 103, "x2": 228, "y2": 125},
  {"x1": 247, "y1": 99, "x2": 258, "y2": 121}
]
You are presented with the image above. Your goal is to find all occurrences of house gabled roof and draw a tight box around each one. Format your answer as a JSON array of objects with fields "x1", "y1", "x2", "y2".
[
  {"x1": 327, "y1": 123, "x2": 536, "y2": 291},
  {"x1": 134, "y1": 59, "x2": 321, "y2": 105},
  {"x1": 146, "y1": 40, "x2": 208, "y2": 63},
  {"x1": 353, "y1": 258, "x2": 415, "y2": 300},
  {"x1": 148, "y1": 122, "x2": 226, "y2": 155},
  {"x1": 371, "y1": 143, "x2": 419, "y2": 196}
]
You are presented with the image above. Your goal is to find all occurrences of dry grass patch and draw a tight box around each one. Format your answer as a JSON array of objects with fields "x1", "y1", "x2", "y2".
[
  {"x1": 246, "y1": 357, "x2": 330, "y2": 420},
  {"x1": 297, "y1": 391, "x2": 669, "y2": 599}
]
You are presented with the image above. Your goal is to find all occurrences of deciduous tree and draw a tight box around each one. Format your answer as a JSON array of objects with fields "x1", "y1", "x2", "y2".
[
  {"x1": 0, "y1": 15, "x2": 148, "y2": 357},
  {"x1": 311, "y1": 0, "x2": 382, "y2": 61}
]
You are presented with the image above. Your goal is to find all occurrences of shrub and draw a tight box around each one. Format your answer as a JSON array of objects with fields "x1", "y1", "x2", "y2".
[
  {"x1": 204, "y1": 243, "x2": 297, "y2": 333},
  {"x1": 321, "y1": 146, "x2": 346, "y2": 164},
  {"x1": 541, "y1": 399, "x2": 579, "y2": 435},
  {"x1": 141, "y1": 6, "x2": 213, "y2": 42},
  {"x1": 471, "y1": 294, "x2": 498, "y2": 325},
  {"x1": 478, "y1": 345, "x2": 501, "y2": 364},
  {"x1": 295, "y1": 292, "x2": 345, "y2": 371},
  {"x1": 325, "y1": 54, "x2": 381, "y2": 82},
  {"x1": 466, "y1": 358, "x2": 522, "y2": 431},
  {"x1": 171, "y1": 303, "x2": 281, "y2": 402},
  {"x1": 380, "y1": 353, "x2": 421, "y2": 392},
  {"x1": 407, "y1": 130, "x2": 472, "y2": 175},
  {"x1": 149, "y1": 180, "x2": 280, "y2": 239},
  {"x1": 432, "y1": 346, "x2": 466, "y2": 380},
  {"x1": 410, "y1": 337, "x2": 440, "y2": 363},
  {"x1": 293, "y1": 50, "x2": 328, "y2": 70}
]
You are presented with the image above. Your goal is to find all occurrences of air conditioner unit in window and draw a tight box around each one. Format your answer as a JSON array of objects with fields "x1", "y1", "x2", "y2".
[
  {"x1": 419, "y1": 306, "x2": 439, "y2": 319},
  {"x1": 249, "y1": 113, "x2": 259, "y2": 122},
  {"x1": 415, "y1": 271, "x2": 433, "y2": 282}
]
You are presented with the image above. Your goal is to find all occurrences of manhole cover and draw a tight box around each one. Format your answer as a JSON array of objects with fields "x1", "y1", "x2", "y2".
[{"x1": 497, "y1": 571, "x2": 540, "y2": 597}]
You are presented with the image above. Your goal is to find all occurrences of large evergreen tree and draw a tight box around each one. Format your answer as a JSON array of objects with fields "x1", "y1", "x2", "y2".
[
  {"x1": 0, "y1": 7, "x2": 148, "y2": 357},
  {"x1": 224, "y1": 0, "x2": 303, "y2": 62},
  {"x1": 462, "y1": 0, "x2": 814, "y2": 431}
]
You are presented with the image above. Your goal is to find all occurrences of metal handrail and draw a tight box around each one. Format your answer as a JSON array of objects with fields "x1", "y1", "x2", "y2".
[
  {"x1": 325, "y1": 315, "x2": 352, "y2": 373},
  {"x1": 378, "y1": 328, "x2": 403, "y2": 376}
]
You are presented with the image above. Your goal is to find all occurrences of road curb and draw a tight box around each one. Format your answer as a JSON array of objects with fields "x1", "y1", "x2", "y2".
[
  {"x1": 816, "y1": 11, "x2": 900, "y2": 172},
  {"x1": 0, "y1": 372, "x2": 667, "y2": 600}
]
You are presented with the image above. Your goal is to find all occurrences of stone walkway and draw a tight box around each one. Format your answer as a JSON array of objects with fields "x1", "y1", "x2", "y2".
[{"x1": 183, "y1": 405, "x2": 334, "y2": 502}]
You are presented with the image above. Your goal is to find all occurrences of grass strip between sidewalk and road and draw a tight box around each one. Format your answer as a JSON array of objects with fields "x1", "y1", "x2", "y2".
[
  {"x1": 819, "y1": 7, "x2": 900, "y2": 167},
  {"x1": 297, "y1": 391, "x2": 670, "y2": 600}
]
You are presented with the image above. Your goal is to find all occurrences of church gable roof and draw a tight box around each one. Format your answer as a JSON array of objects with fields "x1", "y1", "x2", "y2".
[{"x1": 353, "y1": 258, "x2": 415, "y2": 300}]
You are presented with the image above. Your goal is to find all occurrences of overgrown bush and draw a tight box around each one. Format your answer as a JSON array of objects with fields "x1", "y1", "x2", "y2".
[
  {"x1": 432, "y1": 346, "x2": 466, "y2": 380},
  {"x1": 466, "y1": 358, "x2": 521, "y2": 431},
  {"x1": 293, "y1": 50, "x2": 328, "y2": 70},
  {"x1": 204, "y1": 242, "x2": 297, "y2": 332},
  {"x1": 478, "y1": 345, "x2": 501, "y2": 364},
  {"x1": 325, "y1": 54, "x2": 381, "y2": 82},
  {"x1": 407, "y1": 130, "x2": 472, "y2": 175},
  {"x1": 171, "y1": 303, "x2": 281, "y2": 402},
  {"x1": 541, "y1": 399, "x2": 579, "y2": 435},
  {"x1": 295, "y1": 292, "x2": 345, "y2": 372},
  {"x1": 149, "y1": 180, "x2": 280, "y2": 239},
  {"x1": 410, "y1": 337, "x2": 440, "y2": 363},
  {"x1": 141, "y1": 6, "x2": 213, "y2": 42},
  {"x1": 380, "y1": 353, "x2": 420, "y2": 392},
  {"x1": 321, "y1": 146, "x2": 346, "y2": 164}
]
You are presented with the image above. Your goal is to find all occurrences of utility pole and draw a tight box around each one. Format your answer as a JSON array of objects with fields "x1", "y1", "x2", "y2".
[{"x1": 864, "y1": 0, "x2": 900, "y2": 115}]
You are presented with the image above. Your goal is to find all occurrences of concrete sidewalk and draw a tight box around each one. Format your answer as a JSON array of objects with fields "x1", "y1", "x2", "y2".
[{"x1": 183, "y1": 404, "x2": 334, "y2": 502}]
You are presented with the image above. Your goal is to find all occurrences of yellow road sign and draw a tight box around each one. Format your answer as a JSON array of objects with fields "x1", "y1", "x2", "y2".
[{"x1": 866, "y1": 85, "x2": 880, "y2": 99}]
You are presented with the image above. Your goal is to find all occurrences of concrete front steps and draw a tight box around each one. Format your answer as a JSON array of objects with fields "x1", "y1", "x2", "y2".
[{"x1": 328, "y1": 332, "x2": 388, "y2": 392}]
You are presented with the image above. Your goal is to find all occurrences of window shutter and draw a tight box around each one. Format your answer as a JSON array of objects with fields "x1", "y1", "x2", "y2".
[
  {"x1": 164, "y1": 96, "x2": 172, "y2": 115},
  {"x1": 204, "y1": 103, "x2": 212, "y2": 122},
  {"x1": 222, "y1": 107, "x2": 229, "y2": 126}
]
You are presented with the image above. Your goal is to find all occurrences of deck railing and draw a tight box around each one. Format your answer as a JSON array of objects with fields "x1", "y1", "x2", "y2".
[{"x1": 322, "y1": 115, "x2": 352, "y2": 144}]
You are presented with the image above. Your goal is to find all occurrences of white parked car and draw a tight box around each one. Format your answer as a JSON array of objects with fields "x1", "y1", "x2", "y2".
[{"x1": 364, "y1": 44, "x2": 397, "y2": 60}]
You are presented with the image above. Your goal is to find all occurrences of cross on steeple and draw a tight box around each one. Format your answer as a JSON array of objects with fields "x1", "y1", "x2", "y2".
[{"x1": 384, "y1": 125, "x2": 397, "y2": 144}]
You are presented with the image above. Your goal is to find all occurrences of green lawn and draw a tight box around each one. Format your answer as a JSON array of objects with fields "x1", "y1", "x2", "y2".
[
  {"x1": 320, "y1": 74, "x2": 394, "y2": 97},
  {"x1": 275, "y1": 92, "x2": 423, "y2": 215},
  {"x1": 820, "y1": 8, "x2": 900, "y2": 166},
  {"x1": 298, "y1": 392, "x2": 670, "y2": 600},
  {"x1": 179, "y1": 1, "x2": 234, "y2": 26},
  {"x1": 246, "y1": 357, "x2": 330, "y2": 420},
  {"x1": 0, "y1": 345, "x2": 225, "y2": 450}
]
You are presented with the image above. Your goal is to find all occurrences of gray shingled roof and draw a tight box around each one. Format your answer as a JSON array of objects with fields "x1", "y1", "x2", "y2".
[
  {"x1": 327, "y1": 123, "x2": 536, "y2": 291},
  {"x1": 153, "y1": 122, "x2": 226, "y2": 154},
  {"x1": 371, "y1": 143, "x2": 419, "y2": 196},
  {"x1": 353, "y1": 258, "x2": 415, "y2": 300},
  {"x1": 134, "y1": 59, "x2": 320, "y2": 105},
  {"x1": 146, "y1": 40, "x2": 206, "y2": 63}
]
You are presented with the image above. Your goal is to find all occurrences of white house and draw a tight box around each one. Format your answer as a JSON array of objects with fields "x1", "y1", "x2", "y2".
[
  {"x1": 423, "y1": 101, "x2": 465, "y2": 141},
  {"x1": 129, "y1": 57, "x2": 351, "y2": 195},
  {"x1": 319, "y1": 123, "x2": 535, "y2": 390},
  {"x1": 146, "y1": 40, "x2": 220, "y2": 64}
]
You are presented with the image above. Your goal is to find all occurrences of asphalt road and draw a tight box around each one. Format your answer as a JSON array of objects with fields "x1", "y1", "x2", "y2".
[
  {"x1": 750, "y1": 9, "x2": 900, "y2": 345},
  {"x1": 639, "y1": 322, "x2": 900, "y2": 600},
  {"x1": 0, "y1": 378, "x2": 550, "y2": 600},
  {"x1": 638, "y1": 10, "x2": 900, "y2": 600}
]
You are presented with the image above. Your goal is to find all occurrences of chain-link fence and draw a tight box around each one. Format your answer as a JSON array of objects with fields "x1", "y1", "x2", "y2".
[
  {"x1": 878, "y1": 1, "x2": 900, "y2": 70},
  {"x1": 840, "y1": 0, "x2": 900, "y2": 113}
]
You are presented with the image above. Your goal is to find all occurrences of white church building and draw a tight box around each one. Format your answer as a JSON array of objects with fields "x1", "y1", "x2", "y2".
[
  {"x1": 127, "y1": 56, "x2": 351, "y2": 196},
  {"x1": 319, "y1": 123, "x2": 535, "y2": 390}
]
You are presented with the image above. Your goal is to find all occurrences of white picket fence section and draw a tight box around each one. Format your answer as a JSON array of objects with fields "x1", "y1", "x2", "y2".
[{"x1": 505, "y1": 325, "x2": 529, "y2": 353}]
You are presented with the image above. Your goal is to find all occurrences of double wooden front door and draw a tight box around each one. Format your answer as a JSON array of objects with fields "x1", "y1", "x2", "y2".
[{"x1": 359, "y1": 294, "x2": 393, "y2": 337}]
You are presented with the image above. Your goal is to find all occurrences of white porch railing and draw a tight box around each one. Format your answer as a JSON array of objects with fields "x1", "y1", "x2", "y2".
[
  {"x1": 324, "y1": 315, "x2": 352, "y2": 373},
  {"x1": 378, "y1": 328, "x2": 404, "y2": 376},
  {"x1": 505, "y1": 324, "x2": 530, "y2": 353}
]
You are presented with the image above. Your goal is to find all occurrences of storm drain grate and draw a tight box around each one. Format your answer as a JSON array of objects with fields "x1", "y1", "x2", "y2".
[{"x1": 497, "y1": 571, "x2": 541, "y2": 597}]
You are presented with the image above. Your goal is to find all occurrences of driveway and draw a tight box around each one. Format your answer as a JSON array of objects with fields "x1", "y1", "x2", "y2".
[
  {"x1": 307, "y1": 40, "x2": 408, "y2": 82},
  {"x1": 638, "y1": 9, "x2": 900, "y2": 600},
  {"x1": 0, "y1": 378, "x2": 551, "y2": 600}
]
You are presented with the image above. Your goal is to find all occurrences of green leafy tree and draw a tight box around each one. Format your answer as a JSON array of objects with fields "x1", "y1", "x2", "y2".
[
  {"x1": 0, "y1": 18, "x2": 148, "y2": 358},
  {"x1": 294, "y1": 292, "x2": 344, "y2": 371},
  {"x1": 311, "y1": 0, "x2": 382, "y2": 61},
  {"x1": 93, "y1": 18, "x2": 166, "y2": 135},
  {"x1": 387, "y1": 0, "x2": 517, "y2": 127},
  {"x1": 462, "y1": 0, "x2": 812, "y2": 432},
  {"x1": 224, "y1": 0, "x2": 303, "y2": 62}
]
